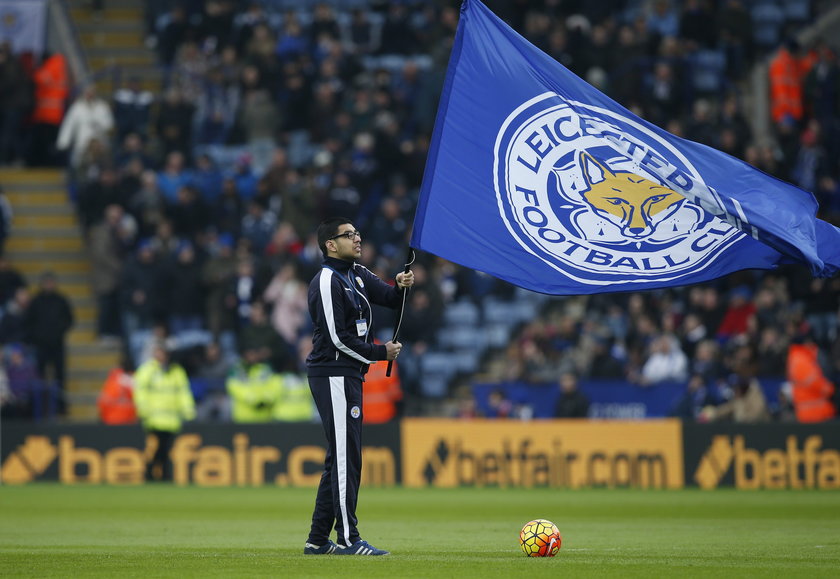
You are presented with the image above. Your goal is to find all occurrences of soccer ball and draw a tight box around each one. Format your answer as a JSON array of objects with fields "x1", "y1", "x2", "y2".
[{"x1": 519, "y1": 518, "x2": 562, "y2": 557}]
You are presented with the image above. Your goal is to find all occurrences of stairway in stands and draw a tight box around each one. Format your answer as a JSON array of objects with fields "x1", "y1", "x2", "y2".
[
  {"x1": 2, "y1": 169, "x2": 118, "y2": 420},
  {"x1": 70, "y1": 0, "x2": 162, "y2": 97}
]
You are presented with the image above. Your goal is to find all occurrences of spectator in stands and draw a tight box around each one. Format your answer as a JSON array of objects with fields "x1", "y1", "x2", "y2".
[
  {"x1": 167, "y1": 185, "x2": 210, "y2": 239},
  {"x1": 97, "y1": 356, "x2": 137, "y2": 425},
  {"x1": 120, "y1": 241, "x2": 167, "y2": 361},
  {"x1": 0, "y1": 187, "x2": 12, "y2": 258},
  {"x1": 2, "y1": 345, "x2": 38, "y2": 419},
  {"x1": 194, "y1": 66, "x2": 240, "y2": 146},
  {"x1": 24, "y1": 272, "x2": 74, "y2": 414},
  {"x1": 671, "y1": 373, "x2": 720, "y2": 420},
  {"x1": 0, "y1": 255, "x2": 25, "y2": 306},
  {"x1": 700, "y1": 375, "x2": 770, "y2": 423},
  {"x1": 263, "y1": 261, "x2": 308, "y2": 346},
  {"x1": 155, "y1": 87, "x2": 196, "y2": 160},
  {"x1": 112, "y1": 75, "x2": 154, "y2": 140},
  {"x1": 0, "y1": 352, "x2": 11, "y2": 417},
  {"x1": 201, "y1": 233, "x2": 238, "y2": 349},
  {"x1": 89, "y1": 204, "x2": 136, "y2": 343},
  {"x1": 640, "y1": 333, "x2": 689, "y2": 385},
  {"x1": 166, "y1": 242, "x2": 205, "y2": 335},
  {"x1": 240, "y1": 197, "x2": 277, "y2": 255},
  {"x1": 786, "y1": 330, "x2": 836, "y2": 423},
  {"x1": 554, "y1": 372, "x2": 590, "y2": 418},
  {"x1": 0, "y1": 43, "x2": 32, "y2": 166},
  {"x1": 486, "y1": 388, "x2": 514, "y2": 419},
  {"x1": 134, "y1": 340, "x2": 195, "y2": 481},
  {"x1": 773, "y1": 382, "x2": 797, "y2": 423},
  {"x1": 157, "y1": 150, "x2": 193, "y2": 202},
  {"x1": 194, "y1": 340, "x2": 232, "y2": 421},
  {"x1": 716, "y1": 286, "x2": 756, "y2": 342},
  {"x1": 237, "y1": 300, "x2": 290, "y2": 373},
  {"x1": 0, "y1": 287, "x2": 30, "y2": 345},
  {"x1": 56, "y1": 85, "x2": 114, "y2": 171}
]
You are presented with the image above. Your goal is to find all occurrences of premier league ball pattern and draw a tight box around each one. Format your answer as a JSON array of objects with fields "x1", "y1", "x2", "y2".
[{"x1": 519, "y1": 518, "x2": 562, "y2": 557}]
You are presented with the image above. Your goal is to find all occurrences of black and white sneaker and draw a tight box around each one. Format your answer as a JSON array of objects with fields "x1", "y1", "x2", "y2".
[{"x1": 303, "y1": 540, "x2": 338, "y2": 555}]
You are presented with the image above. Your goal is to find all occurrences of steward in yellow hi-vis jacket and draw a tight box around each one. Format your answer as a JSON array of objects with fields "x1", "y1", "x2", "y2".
[
  {"x1": 133, "y1": 341, "x2": 196, "y2": 482},
  {"x1": 226, "y1": 347, "x2": 282, "y2": 423},
  {"x1": 274, "y1": 372, "x2": 315, "y2": 422}
]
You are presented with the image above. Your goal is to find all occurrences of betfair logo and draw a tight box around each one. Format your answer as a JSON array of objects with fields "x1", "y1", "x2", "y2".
[
  {"x1": 1, "y1": 436, "x2": 57, "y2": 483},
  {"x1": 694, "y1": 435, "x2": 840, "y2": 490}
]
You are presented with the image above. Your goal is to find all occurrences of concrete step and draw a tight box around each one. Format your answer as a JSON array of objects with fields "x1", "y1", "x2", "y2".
[
  {"x1": 12, "y1": 256, "x2": 91, "y2": 276},
  {"x1": 12, "y1": 213, "x2": 78, "y2": 228},
  {"x1": 13, "y1": 225, "x2": 82, "y2": 237},
  {"x1": 69, "y1": 366, "x2": 116, "y2": 382},
  {"x1": 88, "y1": 54, "x2": 155, "y2": 70},
  {"x1": 77, "y1": 19, "x2": 145, "y2": 34},
  {"x1": 68, "y1": 379, "x2": 107, "y2": 397},
  {"x1": 95, "y1": 77, "x2": 161, "y2": 95},
  {"x1": 0, "y1": 168, "x2": 64, "y2": 184},
  {"x1": 6, "y1": 236, "x2": 85, "y2": 253},
  {"x1": 68, "y1": 327, "x2": 98, "y2": 344},
  {"x1": 67, "y1": 402, "x2": 99, "y2": 421},
  {"x1": 73, "y1": 304, "x2": 96, "y2": 324},
  {"x1": 6, "y1": 190, "x2": 68, "y2": 206},
  {"x1": 86, "y1": 46, "x2": 154, "y2": 59},
  {"x1": 68, "y1": 351, "x2": 120, "y2": 371},
  {"x1": 71, "y1": 7, "x2": 143, "y2": 22},
  {"x1": 79, "y1": 31, "x2": 146, "y2": 49}
]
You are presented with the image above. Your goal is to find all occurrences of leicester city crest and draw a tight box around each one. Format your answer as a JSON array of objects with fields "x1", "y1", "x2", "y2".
[{"x1": 494, "y1": 93, "x2": 745, "y2": 287}]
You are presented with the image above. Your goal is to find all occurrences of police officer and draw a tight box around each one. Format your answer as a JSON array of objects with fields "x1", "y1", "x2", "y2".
[{"x1": 303, "y1": 217, "x2": 413, "y2": 556}]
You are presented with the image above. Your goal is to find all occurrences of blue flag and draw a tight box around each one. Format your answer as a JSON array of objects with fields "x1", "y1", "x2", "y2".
[{"x1": 410, "y1": 0, "x2": 840, "y2": 295}]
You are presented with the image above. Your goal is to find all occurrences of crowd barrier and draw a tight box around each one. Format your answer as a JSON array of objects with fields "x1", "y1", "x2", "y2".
[
  {"x1": 473, "y1": 379, "x2": 787, "y2": 418},
  {"x1": 2, "y1": 419, "x2": 837, "y2": 489}
]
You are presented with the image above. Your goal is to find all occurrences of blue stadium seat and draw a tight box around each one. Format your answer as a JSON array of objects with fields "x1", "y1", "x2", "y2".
[
  {"x1": 782, "y1": 0, "x2": 810, "y2": 21},
  {"x1": 443, "y1": 300, "x2": 480, "y2": 327},
  {"x1": 690, "y1": 49, "x2": 726, "y2": 94},
  {"x1": 420, "y1": 351, "x2": 459, "y2": 379},
  {"x1": 752, "y1": 2, "x2": 786, "y2": 49},
  {"x1": 436, "y1": 325, "x2": 487, "y2": 351}
]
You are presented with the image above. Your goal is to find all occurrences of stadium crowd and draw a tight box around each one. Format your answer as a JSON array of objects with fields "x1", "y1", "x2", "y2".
[{"x1": 0, "y1": 0, "x2": 837, "y2": 424}]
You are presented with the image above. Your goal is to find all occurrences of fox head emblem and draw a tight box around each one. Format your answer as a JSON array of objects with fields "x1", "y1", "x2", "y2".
[{"x1": 579, "y1": 152, "x2": 684, "y2": 240}]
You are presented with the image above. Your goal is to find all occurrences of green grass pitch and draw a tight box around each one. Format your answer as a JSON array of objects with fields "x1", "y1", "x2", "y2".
[{"x1": 1, "y1": 485, "x2": 839, "y2": 578}]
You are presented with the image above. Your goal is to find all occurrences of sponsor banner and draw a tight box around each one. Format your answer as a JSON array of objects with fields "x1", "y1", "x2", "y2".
[
  {"x1": 401, "y1": 418, "x2": 683, "y2": 489},
  {"x1": 0, "y1": 422, "x2": 400, "y2": 486},
  {"x1": 684, "y1": 423, "x2": 840, "y2": 490}
]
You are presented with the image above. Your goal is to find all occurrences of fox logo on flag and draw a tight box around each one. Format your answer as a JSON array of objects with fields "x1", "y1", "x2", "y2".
[{"x1": 410, "y1": 0, "x2": 840, "y2": 295}]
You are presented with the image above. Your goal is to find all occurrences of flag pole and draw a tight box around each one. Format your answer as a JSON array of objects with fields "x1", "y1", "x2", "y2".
[{"x1": 386, "y1": 247, "x2": 415, "y2": 377}]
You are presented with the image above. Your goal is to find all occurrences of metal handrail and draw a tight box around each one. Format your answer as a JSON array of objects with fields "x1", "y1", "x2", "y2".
[{"x1": 48, "y1": 0, "x2": 89, "y2": 92}]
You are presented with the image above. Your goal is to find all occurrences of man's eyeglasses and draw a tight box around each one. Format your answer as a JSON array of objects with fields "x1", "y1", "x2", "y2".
[{"x1": 329, "y1": 230, "x2": 361, "y2": 241}]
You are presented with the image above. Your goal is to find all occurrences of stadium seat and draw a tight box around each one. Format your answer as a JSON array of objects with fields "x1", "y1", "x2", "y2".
[
  {"x1": 420, "y1": 374, "x2": 449, "y2": 398},
  {"x1": 436, "y1": 325, "x2": 487, "y2": 351},
  {"x1": 443, "y1": 300, "x2": 480, "y2": 326},
  {"x1": 484, "y1": 324, "x2": 512, "y2": 348},
  {"x1": 751, "y1": 3, "x2": 786, "y2": 50},
  {"x1": 420, "y1": 351, "x2": 459, "y2": 379},
  {"x1": 782, "y1": 0, "x2": 810, "y2": 21},
  {"x1": 690, "y1": 49, "x2": 726, "y2": 95}
]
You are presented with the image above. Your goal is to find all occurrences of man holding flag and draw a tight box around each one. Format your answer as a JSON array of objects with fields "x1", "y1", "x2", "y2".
[{"x1": 303, "y1": 217, "x2": 413, "y2": 556}]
